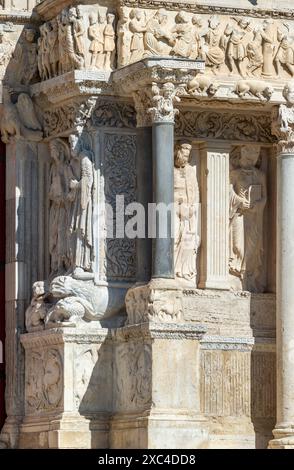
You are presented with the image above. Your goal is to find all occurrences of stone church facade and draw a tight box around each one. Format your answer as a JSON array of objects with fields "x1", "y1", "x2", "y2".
[{"x1": 0, "y1": 0, "x2": 293, "y2": 449}]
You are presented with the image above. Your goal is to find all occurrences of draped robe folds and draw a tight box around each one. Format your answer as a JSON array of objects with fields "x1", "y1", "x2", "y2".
[
  {"x1": 68, "y1": 154, "x2": 94, "y2": 272},
  {"x1": 229, "y1": 167, "x2": 266, "y2": 292},
  {"x1": 174, "y1": 165, "x2": 199, "y2": 283}
]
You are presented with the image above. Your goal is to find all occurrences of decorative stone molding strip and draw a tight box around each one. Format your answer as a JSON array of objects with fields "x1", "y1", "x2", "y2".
[
  {"x1": 112, "y1": 322, "x2": 207, "y2": 342},
  {"x1": 21, "y1": 328, "x2": 110, "y2": 349},
  {"x1": 119, "y1": 0, "x2": 294, "y2": 20}
]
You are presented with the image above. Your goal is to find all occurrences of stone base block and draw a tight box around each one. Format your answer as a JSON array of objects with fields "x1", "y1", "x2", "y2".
[
  {"x1": 19, "y1": 328, "x2": 112, "y2": 449},
  {"x1": 110, "y1": 413, "x2": 208, "y2": 449},
  {"x1": 268, "y1": 427, "x2": 294, "y2": 449}
]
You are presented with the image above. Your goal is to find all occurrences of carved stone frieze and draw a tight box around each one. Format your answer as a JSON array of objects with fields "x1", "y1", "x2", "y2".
[
  {"x1": 175, "y1": 109, "x2": 274, "y2": 143},
  {"x1": 91, "y1": 99, "x2": 136, "y2": 128},
  {"x1": 125, "y1": 282, "x2": 183, "y2": 325},
  {"x1": 43, "y1": 97, "x2": 96, "y2": 137},
  {"x1": 272, "y1": 81, "x2": 294, "y2": 153}
]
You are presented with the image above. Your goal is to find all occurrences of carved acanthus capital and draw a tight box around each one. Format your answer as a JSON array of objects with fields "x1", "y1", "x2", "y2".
[
  {"x1": 272, "y1": 82, "x2": 294, "y2": 154},
  {"x1": 132, "y1": 88, "x2": 154, "y2": 128},
  {"x1": 147, "y1": 82, "x2": 184, "y2": 124}
]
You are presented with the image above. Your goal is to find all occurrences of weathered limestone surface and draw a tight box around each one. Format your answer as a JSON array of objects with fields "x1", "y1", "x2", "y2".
[{"x1": 0, "y1": 0, "x2": 291, "y2": 450}]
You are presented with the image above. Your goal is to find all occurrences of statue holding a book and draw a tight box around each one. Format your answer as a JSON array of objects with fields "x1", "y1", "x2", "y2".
[{"x1": 229, "y1": 145, "x2": 267, "y2": 292}]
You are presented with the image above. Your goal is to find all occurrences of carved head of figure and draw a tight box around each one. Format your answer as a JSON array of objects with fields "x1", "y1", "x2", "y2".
[
  {"x1": 107, "y1": 13, "x2": 115, "y2": 25},
  {"x1": 24, "y1": 28, "x2": 36, "y2": 44},
  {"x1": 207, "y1": 83, "x2": 219, "y2": 97},
  {"x1": 192, "y1": 15, "x2": 203, "y2": 28},
  {"x1": 89, "y1": 12, "x2": 97, "y2": 26},
  {"x1": 130, "y1": 8, "x2": 143, "y2": 22},
  {"x1": 76, "y1": 6, "x2": 82, "y2": 19},
  {"x1": 238, "y1": 18, "x2": 250, "y2": 30},
  {"x1": 99, "y1": 12, "x2": 106, "y2": 25},
  {"x1": 209, "y1": 15, "x2": 220, "y2": 30},
  {"x1": 175, "y1": 11, "x2": 189, "y2": 24},
  {"x1": 69, "y1": 134, "x2": 80, "y2": 158},
  {"x1": 162, "y1": 82, "x2": 175, "y2": 99},
  {"x1": 264, "y1": 86, "x2": 274, "y2": 101},
  {"x1": 239, "y1": 145, "x2": 260, "y2": 169},
  {"x1": 263, "y1": 18, "x2": 274, "y2": 33},
  {"x1": 156, "y1": 8, "x2": 168, "y2": 25},
  {"x1": 175, "y1": 141, "x2": 192, "y2": 168},
  {"x1": 283, "y1": 82, "x2": 294, "y2": 106}
]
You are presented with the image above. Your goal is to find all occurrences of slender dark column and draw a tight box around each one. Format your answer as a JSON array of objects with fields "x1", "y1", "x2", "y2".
[
  {"x1": 152, "y1": 122, "x2": 174, "y2": 279},
  {"x1": 136, "y1": 126, "x2": 153, "y2": 283}
]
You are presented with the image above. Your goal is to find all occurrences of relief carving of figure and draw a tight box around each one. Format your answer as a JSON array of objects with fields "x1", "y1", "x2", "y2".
[
  {"x1": 117, "y1": 7, "x2": 132, "y2": 67},
  {"x1": 174, "y1": 142, "x2": 199, "y2": 285},
  {"x1": 71, "y1": 5, "x2": 85, "y2": 62},
  {"x1": 246, "y1": 25, "x2": 264, "y2": 77},
  {"x1": 68, "y1": 134, "x2": 95, "y2": 274},
  {"x1": 129, "y1": 8, "x2": 146, "y2": 63},
  {"x1": 190, "y1": 15, "x2": 207, "y2": 60},
  {"x1": 148, "y1": 82, "x2": 181, "y2": 123},
  {"x1": 261, "y1": 19, "x2": 275, "y2": 77},
  {"x1": 203, "y1": 15, "x2": 225, "y2": 74},
  {"x1": 88, "y1": 12, "x2": 104, "y2": 69},
  {"x1": 274, "y1": 24, "x2": 294, "y2": 78},
  {"x1": 49, "y1": 139, "x2": 72, "y2": 274},
  {"x1": 171, "y1": 11, "x2": 193, "y2": 59},
  {"x1": 272, "y1": 82, "x2": 294, "y2": 150},
  {"x1": 11, "y1": 28, "x2": 38, "y2": 85},
  {"x1": 103, "y1": 13, "x2": 116, "y2": 70},
  {"x1": 144, "y1": 8, "x2": 174, "y2": 57},
  {"x1": 229, "y1": 145, "x2": 267, "y2": 292},
  {"x1": 48, "y1": 19, "x2": 59, "y2": 78},
  {"x1": 224, "y1": 18, "x2": 251, "y2": 77}
]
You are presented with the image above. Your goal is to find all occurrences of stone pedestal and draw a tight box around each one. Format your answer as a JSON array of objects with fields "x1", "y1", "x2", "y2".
[
  {"x1": 19, "y1": 328, "x2": 112, "y2": 449},
  {"x1": 111, "y1": 322, "x2": 208, "y2": 449}
]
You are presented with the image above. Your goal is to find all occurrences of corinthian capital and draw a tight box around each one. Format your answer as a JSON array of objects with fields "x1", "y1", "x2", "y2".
[
  {"x1": 272, "y1": 82, "x2": 294, "y2": 154},
  {"x1": 148, "y1": 82, "x2": 184, "y2": 124}
]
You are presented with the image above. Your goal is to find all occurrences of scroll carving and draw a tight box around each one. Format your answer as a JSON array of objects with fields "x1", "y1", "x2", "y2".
[{"x1": 175, "y1": 110, "x2": 273, "y2": 143}]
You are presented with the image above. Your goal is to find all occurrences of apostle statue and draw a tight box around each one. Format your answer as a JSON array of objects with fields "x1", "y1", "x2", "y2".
[{"x1": 229, "y1": 145, "x2": 267, "y2": 292}]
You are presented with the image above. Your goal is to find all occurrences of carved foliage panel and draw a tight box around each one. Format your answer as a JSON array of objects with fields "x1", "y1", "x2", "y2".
[
  {"x1": 114, "y1": 340, "x2": 152, "y2": 413},
  {"x1": 102, "y1": 132, "x2": 137, "y2": 281},
  {"x1": 25, "y1": 347, "x2": 63, "y2": 414}
]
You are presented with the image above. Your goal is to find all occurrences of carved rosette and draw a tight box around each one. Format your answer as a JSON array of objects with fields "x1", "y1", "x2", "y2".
[{"x1": 272, "y1": 103, "x2": 294, "y2": 154}]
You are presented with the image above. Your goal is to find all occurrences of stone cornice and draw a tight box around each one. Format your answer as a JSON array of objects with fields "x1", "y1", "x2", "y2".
[
  {"x1": 118, "y1": 0, "x2": 294, "y2": 20},
  {"x1": 0, "y1": 11, "x2": 37, "y2": 24}
]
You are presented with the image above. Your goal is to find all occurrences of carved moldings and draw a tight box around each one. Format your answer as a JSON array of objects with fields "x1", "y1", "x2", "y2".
[
  {"x1": 272, "y1": 82, "x2": 294, "y2": 153},
  {"x1": 91, "y1": 99, "x2": 136, "y2": 129},
  {"x1": 175, "y1": 109, "x2": 274, "y2": 143},
  {"x1": 25, "y1": 348, "x2": 63, "y2": 414}
]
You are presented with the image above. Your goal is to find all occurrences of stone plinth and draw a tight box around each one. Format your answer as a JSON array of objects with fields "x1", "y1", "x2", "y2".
[
  {"x1": 19, "y1": 328, "x2": 112, "y2": 449},
  {"x1": 111, "y1": 322, "x2": 208, "y2": 449}
]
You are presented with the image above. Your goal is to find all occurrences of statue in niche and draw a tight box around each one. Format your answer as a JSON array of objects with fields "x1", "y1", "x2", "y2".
[
  {"x1": 174, "y1": 142, "x2": 199, "y2": 285},
  {"x1": 272, "y1": 82, "x2": 294, "y2": 147},
  {"x1": 203, "y1": 15, "x2": 225, "y2": 74},
  {"x1": 190, "y1": 15, "x2": 207, "y2": 60},
  {"x1": 229, "y1": 145, "x2": 267, "y2": 293},
  {"x1": 68, "y1": 134, "x2": 95, "y2": 275},
  {"x1": 117, "y1": 7, "x2": 132, "y2": 66},
  {"x1": 261, "y1": 19, "x2": 275, "y2": 77},
  {"x1": 246, "y1": 25, "x2": 264, "y2": 77},
  {"x1": 129, "y1": 8, "x2": 146, "y2": 63},
  {"x1": 274, "y1": 24, "x2": 294, "y2": 78},
  {"x1": 103, "y1": 13, "x2": 116, "y2": 70},
  {"x1": 71, "y1": 5, "x2": 85, "y2": 65},
  {"x1": 48, "y1": 19, "x2": 59, "y2": 78},
  {"x1": 144, "y1": 8, "x2": 174, "y2": 57},
  {"x1": 88, "y1": 12, "x2": 104, "y2": 69},
  {"x1": 49, "y1": 139, "x2": 72, "y2": 274},
  {"x1": 171, "y1": 11, "x2": 193, "y2": 59},
  {"x1": 223, "y1": 18, "x2": 251, "y2": 77}
]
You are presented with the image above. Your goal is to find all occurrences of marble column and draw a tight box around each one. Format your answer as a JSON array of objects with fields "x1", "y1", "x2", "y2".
[
  {"x1": 198, "y1": 142, "x2": 230, "y2": 290},
  {"x1": 133, "y1": 99, "x2": 153, "y2": 283},
  {"x1": 269, "y1": 87, "x2": 294, "y2": 449}
]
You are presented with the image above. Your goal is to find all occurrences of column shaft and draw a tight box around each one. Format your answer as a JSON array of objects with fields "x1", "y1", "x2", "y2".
[
  {"x1": 276, "y1": 152, "x2": 294, "y2": 427},
  {"x1": 152, "y1": 122, "x2": 174, "y2": 279},
  {"x1": 136, "y1": 127, "x2": 153, "y2": 283}
]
